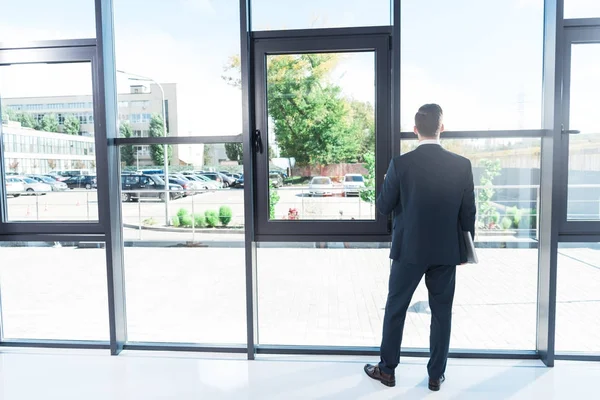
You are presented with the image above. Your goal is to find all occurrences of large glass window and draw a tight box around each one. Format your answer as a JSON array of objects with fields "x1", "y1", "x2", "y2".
[
  {"x1": 265, "y1": 52, "x2": 376, "y2": 221},
  {"x1": 0, "y1": 1, "x2": 96, "y2": 41},
  {"x1": 0, "y1": 241, "x2": 109, "y2": 341},
  {"x1": 251, "y1": 0, "x2": 391, "y2": 31},
  {"x1": 400, "y1": 0, "x2": 543, "y2": 130},
  {"x1": 566, "y1": 44, "x2": 600, "y2": 221},
  {"x1": 0, "y1": 62, "x2": 98, "y2": 222},
  {"x1": 119, "y1": 143, "x2": 246, "y2": 344},
  {"x1": 556, "y1": 242, "x2": 600, "y2": 353},
  {"x1": 564, "y1": 1, "x2": 600, "y2": 19}
]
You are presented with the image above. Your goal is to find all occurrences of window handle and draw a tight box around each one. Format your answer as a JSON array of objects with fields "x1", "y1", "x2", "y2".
[
  {"x1": 254, "y1": 129, "x2": 264, "y2": 154},
  {"x1": 561, "y1": 125, "x2": 580, "y2": 135}
]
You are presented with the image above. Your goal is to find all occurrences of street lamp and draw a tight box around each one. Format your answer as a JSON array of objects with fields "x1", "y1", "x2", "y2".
[{"x1": 117, "y1": 70, "x2": 170, "y2": 226}]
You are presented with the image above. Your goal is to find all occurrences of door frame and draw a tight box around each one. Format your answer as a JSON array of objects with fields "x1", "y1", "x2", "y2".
[
  {"x1": 558, "y1": 26, "x2": 600, "y2": 236},
  {"x1": 251, "y1": 29, "x2": 392, "y2": 241}
]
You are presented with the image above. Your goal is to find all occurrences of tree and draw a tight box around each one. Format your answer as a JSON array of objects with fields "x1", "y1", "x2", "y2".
[
  {"x1": 224, "y1": 54, "x2": 365, "y2": 167},
  {"x1": 119, "y1": 122, "x2": 135, "y2": 166},
  {"x1": 64, "y1": 115, "x2": 81, "y2": 135},
  {"x1": 40, "y1": 114, "x2": 59, "y2": 132},
  {"x1": 13, "y1": 113, "x2": 36, "y2": 129},
  {"x1": 73, "y1": 160, "x2": 86, "y2": 169},
  {"x1": 8, "y1": 160, "x2": 19, "y2": 172},
  {"x1": 47, "y1": 159, "x2": 57, "y2": 170},
  {"x1": 1, "y1": 107, "x2": 16, "y2": 122},
  {"x1": 359, "y1": 152, "x2": 376, "y2": 204},
  {"x1": 477, "y1": 159, "x2": 502, "y2": 229},
  {"x1": 148, "y1": 114, "x2": 172, "y2": 166},
  {"x1": 203, "y1": 144, "x2": 214, "y2": 166},
  {"x1": 225, "y1": 143, "x2": 243, "y2": 164},
  {"x1": 347, "y1": 100, "x2": 375, "y2": 161}
]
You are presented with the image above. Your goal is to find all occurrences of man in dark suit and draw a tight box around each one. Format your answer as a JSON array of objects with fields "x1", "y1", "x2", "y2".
[{"x1": 364, "y1": 104, "x2": 476, "y2": 391}]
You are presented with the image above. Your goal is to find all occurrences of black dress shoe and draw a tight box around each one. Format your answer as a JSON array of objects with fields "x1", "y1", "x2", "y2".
[
  {"x1": 364, "y1": 364, "x2": 395, "y2": 387},
  {"x1": 428, "y1": 374, "x2": 445, "y2": 391}
]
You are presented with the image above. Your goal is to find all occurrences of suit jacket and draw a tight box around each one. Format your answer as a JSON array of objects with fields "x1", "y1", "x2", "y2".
[{"x1": 377, "y1": 144, "x2": 476, "y2": 265}]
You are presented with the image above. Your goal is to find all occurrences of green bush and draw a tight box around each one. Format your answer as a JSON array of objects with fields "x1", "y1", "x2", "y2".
[
  {"x1": 519, "y1": 208, "x2": 537, "y2": 230},
  {"x1": 205, "y1": 210, "x2": 219, "y2": 228},
  {"x1": 171, "y1": 215, "x2": 181, "y2": 227},
  {"x1": 177, "y1": 208, "x2": 189, "y2": 219},
  {"x1": 490, "y1": 210, "x2": 500, "y2": 225},
  {"x1": 506, "y1": 206, "x2": 522, "y2": 228},
  {"x1": 193, "y1": 213, "x2": 206, "y2": 228},
  {"x1": 501, "y1": 217, "x2": 513, "y2": 230},
  {"x1": 219, "y1": 206, "x2": 233, "y2": 226},
  {"x1": 180, "y1": 214, "x2": 193, "y2": 227}
]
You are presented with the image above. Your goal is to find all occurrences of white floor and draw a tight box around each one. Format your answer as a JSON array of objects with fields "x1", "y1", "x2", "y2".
[{"x1": 0, "y1": 350, "x2": 597, "y2": 399}]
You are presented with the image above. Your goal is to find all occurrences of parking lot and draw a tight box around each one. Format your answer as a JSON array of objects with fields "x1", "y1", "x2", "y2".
[{"x1": 5, "y1": 186, "x2": 375, "y2": 225}]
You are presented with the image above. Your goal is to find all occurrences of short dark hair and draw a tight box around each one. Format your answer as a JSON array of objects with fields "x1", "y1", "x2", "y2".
[{"x1": 415, "y1": 104, "x2": 443, "y2": 137}]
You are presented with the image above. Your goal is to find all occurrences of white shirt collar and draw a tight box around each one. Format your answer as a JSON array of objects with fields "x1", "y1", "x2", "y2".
[{"x1": 418, "y1": 138, "x2": 441, "y2": 147}]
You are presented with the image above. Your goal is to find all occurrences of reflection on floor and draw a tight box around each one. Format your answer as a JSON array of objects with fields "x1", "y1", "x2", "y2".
[{"x1": 0, "y1": 350, "x2": 597, "y2": 399}]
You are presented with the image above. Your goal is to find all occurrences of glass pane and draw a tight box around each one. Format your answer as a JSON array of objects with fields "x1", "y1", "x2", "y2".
[
  {"x1": 0, "y1": 241, "x2": 108, "y2": 341},
  {"x1": 0, "y1": 63, "x2": 98, "y2": 222},
  {"x1": 567, "y1": 44, "x2": 600, "y2": 221},
  {"x1": 0, "y1": 1, "x2": 96, "y2": 41},
  {"x1": 251, "y1": 0, "x2": 391, "y2": 31},
  {"x1": 119, "y1": 144, "x2": 246, "y2": 344},
  {"x1": 114, "y1": 0, "x2": 241, "y2": 138},
  {"x1": 266, "y1": 52, "x2": 376, "y2": 221},
  {"x1": 556, "y1": 242, "x2": 600, "y2": 353},
  {"x1": 401, "y1": 0, "x2": 543, "y2": 130},
  {"x1": 564, "y1": 1, "x2": 600, "y2": 19},
  {"x1": 257, "y1": 242, "x2": 537, "y2": 350}
]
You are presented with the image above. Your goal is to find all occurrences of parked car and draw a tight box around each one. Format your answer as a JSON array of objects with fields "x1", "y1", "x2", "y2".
[
  {"x1": 196, "y1": 174, "x2": 223, "y2": 189},
  {"x1": 270, "y1": 170, "x2": 288, "y2": 179},
  {"x1": 270, "y1": 172, "x2": 283, "y2": 188},
  {"x1": 27, "y1": 175, "x2": 68, "y2": 191},
  {"x1": 45, "y1": 173, "x2": 68, "y2": 182},
  {"x1": 308, "y1": 176, "x2": 334, "y2": 196},
  {"x1": 65, "y1": 175, "x2": 97, "y2": 190},
  {"x1": 343, "y1": 174, "x2": 365, "y2": 196},
  {"x1": 121, "y1": 174, "x2": 183, "y2": 202},
  {"x1": 200, "y1": 172, "x2": 231, "y2": 187},
  {"x1": 18, "y1": 176, "x2": 52, "y2": 195},
  {"x1": 168, "y1": 177, "x2": 194, "y2": 197},
  {"x1": 231, "y1": 174, "x2": 244, "y2": 188},
  {"x1": 184, "y1": 175, "x2": 219, "y2": 190},
  {"x1": 5, "y1": 177, "x2": 25, "y2": 197},
  {"x1": 218, "y1": 172, "x2": 236, "y2": 187}
]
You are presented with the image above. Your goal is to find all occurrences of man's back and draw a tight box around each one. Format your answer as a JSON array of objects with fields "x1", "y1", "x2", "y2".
[{"x1": 377, "y1": 144, "x2": 476, "y2": 265}]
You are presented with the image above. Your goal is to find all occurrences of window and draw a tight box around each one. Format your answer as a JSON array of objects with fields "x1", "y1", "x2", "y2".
[
  {"x1": 400, "y1": 0, "x2": 543, "y2": 130},
  {"x1": 564, "y1": 1, "x2": 600, "y2": 19},
  {"x1": 251, "y1": 0, "x2": 391, "y2": 31}
]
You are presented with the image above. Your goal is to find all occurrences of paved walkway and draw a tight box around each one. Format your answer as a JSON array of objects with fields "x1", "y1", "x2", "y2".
[{"x1": 0, "y1": 244, "x2": 597, "y2": 353}]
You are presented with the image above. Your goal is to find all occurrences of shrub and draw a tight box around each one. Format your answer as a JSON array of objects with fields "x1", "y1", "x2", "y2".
[
  {"x1": 501, "y1": 217, "x2": 513, "y2": 230},
  {"x1": 269, "y1": 183, "x2": 280, "y2": 219},
  {"x1": 193, "y1": 213, "x2": 206, "y2": 228},
  {"x1": 506, "y1": 206, "x2": 522, "y2": 228},
  {"x1": 171, "y1": 215, "x2": 181, "y2": 227},
  {"x1": 143, "y1": 217, "x2": 157, "y2": 226},
  {"x1": 180, "y1": 214, "x2": 193, "y2": 227},
  {"x1": 205, "y1": 210, "x2": 219, "y2": 227},
  {"x1": 490, "y1": 210, "x2": 500, "y2": 225},
  {"x1": 219, "y1": 206, "x2": 233, "y2": 226},
  {"x1": 177, "y1": 208, "x2": 189, "y2": 219}
]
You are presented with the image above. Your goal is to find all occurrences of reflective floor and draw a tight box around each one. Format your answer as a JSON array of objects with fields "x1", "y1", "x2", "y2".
[{"x1": 0, "y1": 350, "x2": 597, "y2": 399}]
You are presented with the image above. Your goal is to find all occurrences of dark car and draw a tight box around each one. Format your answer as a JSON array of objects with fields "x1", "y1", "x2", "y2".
[
  {"x1": 121, "y1": 174, "x2": 183, "y2": 202},
  {"x1": 168, "y1": 177, "x2": 194, "y2": 197},
  {"x1": 270, "y1": 172, "x2": 283, "y2": 188},
  {"x1": 65, "y1": 175, "x2": 97, "y2": 190},
  {"x1": 231, "y1": 174, "x2": 244, "y2": 188}
]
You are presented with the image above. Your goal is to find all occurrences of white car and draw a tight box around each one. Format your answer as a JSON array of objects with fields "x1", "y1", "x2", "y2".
[
  {"x1": 186, "y1": 175, "x2": 219, "y2": 190},
  {"x1": 308, "y1": 176, "x2": 334, "y2": 196},
  {"x1": 343, "y1": 174, "x2": 365, "y2": 196},
  {"x1": 6, "y1": 177, "x2": 25, "y2": 197},
  {"x1": 18, "y1": 176, "x2": 52, "y2": 195}
]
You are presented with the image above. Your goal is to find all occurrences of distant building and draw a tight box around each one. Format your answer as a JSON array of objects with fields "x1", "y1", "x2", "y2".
[
  {"x1": 3, "y1": 83, "x2": 180, "y2": 167},
  {"x1": 2, "y1": 121, "x2": 95, "y2": 174}
]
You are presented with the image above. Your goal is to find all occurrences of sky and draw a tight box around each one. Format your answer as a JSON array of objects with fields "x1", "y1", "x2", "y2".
[{"x1": 0, "y1": 0, "x2": 599, "y2": 137}]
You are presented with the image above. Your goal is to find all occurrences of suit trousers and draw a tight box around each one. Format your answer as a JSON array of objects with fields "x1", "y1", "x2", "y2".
[{"x1": 378, "y1": 260, "x2": 456, "y2": 379}]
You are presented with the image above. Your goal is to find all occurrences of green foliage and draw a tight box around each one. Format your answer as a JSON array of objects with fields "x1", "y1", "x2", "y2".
[
  {"x1": 500, "y1": 217, "x2": 513, "y2": 230},
  {"x1": 148, "y1": 114, "x2": 172, "y2": 166},
  {"x1": 180, "y1": 214, "x2": 193, "y2": 227},
  {"x1": 143, "y1": 217, "x2": 157, "y2": 226},
  {"x1": 203, "y1": 144, "x2": 214, "y2": 166},
  {"x1": 269, "y1": 183, "x2": 280, "y2": 219},
  {"x1": 477, "y1": 159, "x2": 502, "y2": 229},
  {"x1": 177, "y1": 208, "x2": 189, "y2": 220},
  {"x1": 16, "y1": 113, "x2": 37, "y2": 128},
  {"x1": 205, "y1": 210, "x2": 219, "y2": 228},
  {"x1": 40, "y1": 114, "x2": 59, "y2": 132},
  {"x1": 506, "y1": 206, "x2": 522, "y2": 228},
  {"x1": 359, "y1": 152, "x2": 376, "y2": 204},
  {"x1": 193, "y1": 213, "x2": 206, "y2": 228},
  {"x1": 119, "y1": 122, "x2": 136, "y2": 166},
  {"x1": 225, "y1": 143, "x2": 243, "y2": 164},
  {"x1": 64, "y1": 114, "x2": 81, "y2": 135},
  {"x1": 1, "y1": 107, "x2": 15, "y2": 121},
  {"x1": 171, "y1": 215, "x2": 181, "y2": 227},
  {"x1": 219, "y1": 206, "x2": 233, "y2": 226},
  {"x1": 224, "y1": 54, "x2": 374, "y2": 167}
]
